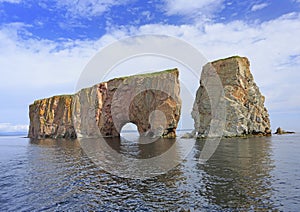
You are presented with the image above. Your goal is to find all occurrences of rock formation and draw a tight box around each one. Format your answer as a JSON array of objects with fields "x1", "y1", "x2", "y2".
[
  {"x1": 274, "y1": 127, "x2": 295, "y2": 135},
  {"x1": 28, "y1": 95, "x2": 77, "y2": 139},
  {"x1": 28, "y1": 69, "x2": 181, "y2": 139},
  {"x1": 192, "y1": 56, "x2": 271, "y2": 137}
]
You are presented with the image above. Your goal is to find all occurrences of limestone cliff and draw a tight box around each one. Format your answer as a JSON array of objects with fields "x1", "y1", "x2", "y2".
[
  {"x1": 28, "y1": 69, "x2": 181, "y2": 139},
  {"x1": 192, "y1": 56, "x2": 271, "y2": 137},
  {"x1": 28, "y1": 95, "x2": 76, "y2": 139}
]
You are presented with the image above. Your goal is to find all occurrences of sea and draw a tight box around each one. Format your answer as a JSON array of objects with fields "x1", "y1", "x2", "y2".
[{"x1": 0, "y1": 132, "x2": 299, "y2": 211}]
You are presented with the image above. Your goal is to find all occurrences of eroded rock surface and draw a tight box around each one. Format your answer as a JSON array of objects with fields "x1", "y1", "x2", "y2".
[
  {"x1": 192, "y1": 56, "x2": 271, "y2": 137},
  {"x1": 28, "y1": 95, "x2": 76, "y2": 139},
  {"x1": 28, "y1": 69, "x2": 181, "y2": 139}
]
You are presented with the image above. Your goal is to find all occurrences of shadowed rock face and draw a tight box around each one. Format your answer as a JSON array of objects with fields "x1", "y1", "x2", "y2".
[
  {"x1": 28, "y1": 69, "x2": 181, "y2": 139},
  {"x1": 192, "y1": 56, "x2": 271, "y2": 137}
]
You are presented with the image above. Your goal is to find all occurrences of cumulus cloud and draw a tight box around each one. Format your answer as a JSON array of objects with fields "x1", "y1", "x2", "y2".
[
  {"x1": 0, "y1": 22, "x2": 110, "y2": 90},
  {"x1": 0, "y1": 123, "x2": 28, "y2": 132},
  {"x1": 251, "y1": 3, "x2": 269, "y2": 12},
  {"x1": 163, "y1": 0, "x2": 224, "y2": 18}
]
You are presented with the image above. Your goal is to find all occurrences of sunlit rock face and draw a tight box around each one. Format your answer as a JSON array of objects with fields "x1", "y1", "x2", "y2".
[
  {"x1": 28, "y1": 95, "x2": 76, "y2": 139},
  {"x1": 192, "y1": 56, "x2": 271, "y2": 137},
  {"x1": 28, "y1": 69, "x2": 181, "y2": 139}
]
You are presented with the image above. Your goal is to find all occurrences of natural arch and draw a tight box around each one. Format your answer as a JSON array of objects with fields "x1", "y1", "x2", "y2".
[{"x1": 120, "y1": 122, "x2": 139, "y2": 140}]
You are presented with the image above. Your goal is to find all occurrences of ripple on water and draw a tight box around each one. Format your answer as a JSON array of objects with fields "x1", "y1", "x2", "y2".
[{"x1": 0, "y1": 135, "x2": 300, "y2": 211}]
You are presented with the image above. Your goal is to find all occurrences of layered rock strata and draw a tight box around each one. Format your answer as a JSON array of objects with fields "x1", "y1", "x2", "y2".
[
  {"x1": 28, "y1": 69, "x2": 181, "y2": 139},
  {"x1": 192, "y1": 56, "x2": 271, "y2": 137},
  {"x1": 28, "y1": 95, "x2": 76, "y2": 139}
]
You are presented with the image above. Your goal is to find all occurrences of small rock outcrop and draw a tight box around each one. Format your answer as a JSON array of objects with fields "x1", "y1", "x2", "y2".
[
  {"x1": 28, "y1": 69, "x2": 181, "y2": 139},
  {"x1": 274, "y1": 127, "x2": 295, "y2": 135},
  {"x1": 192, "y1": 56, "x2": 271, "y2": 137}
]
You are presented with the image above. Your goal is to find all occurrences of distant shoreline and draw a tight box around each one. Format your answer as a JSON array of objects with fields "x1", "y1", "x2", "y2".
[{"x1": 0, "y1": 132, "x2": 27, "y2": 136}]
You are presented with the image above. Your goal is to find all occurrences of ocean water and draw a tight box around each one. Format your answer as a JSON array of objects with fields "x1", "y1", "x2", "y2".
[{"x1": 0, "y1": 133, "x2": 300, "y2": 211}]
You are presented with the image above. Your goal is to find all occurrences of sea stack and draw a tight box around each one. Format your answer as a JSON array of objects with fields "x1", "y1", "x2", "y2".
[
  {"x1": 192, "y1": 56, "x2": 271, "y2": 137},
  {"x1": 28, "y1": 69, "x2": 181, "y2": 139}
]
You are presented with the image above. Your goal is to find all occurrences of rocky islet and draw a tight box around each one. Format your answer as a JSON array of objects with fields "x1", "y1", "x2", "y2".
[
  {"x1": 192, "y1": 56, "x2": 271, "y2": 137},
  {"x1": 29, "y1": 56, "x2": 272, "y2": 139}
]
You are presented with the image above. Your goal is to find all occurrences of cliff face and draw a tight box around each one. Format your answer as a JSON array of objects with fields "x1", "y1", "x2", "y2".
[
  {"x1": 192, "y1": 56, "x2": 271, "y2": 137},
  {"x1": 28, "y1": 95, "x2": 76, "y2": 139},
  {"x1": 29, "y1": 69, "x2": 181, "y2": 139}
]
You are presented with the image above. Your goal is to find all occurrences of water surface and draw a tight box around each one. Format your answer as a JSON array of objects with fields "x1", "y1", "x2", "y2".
[{"x1": 0, "y1": 134, "x2": 299, "y2": 211}]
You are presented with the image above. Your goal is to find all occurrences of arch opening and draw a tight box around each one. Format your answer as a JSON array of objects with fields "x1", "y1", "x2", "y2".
[{"x1": 120, "y1": 122, "x2": 139, "y2": 141}]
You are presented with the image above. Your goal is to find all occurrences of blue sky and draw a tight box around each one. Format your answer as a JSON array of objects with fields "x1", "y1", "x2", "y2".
[{"x1": 0, "y1": 0, "x2": 300, "y2": 132}]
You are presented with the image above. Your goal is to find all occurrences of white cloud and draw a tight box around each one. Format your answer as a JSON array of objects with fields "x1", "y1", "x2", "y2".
[
  {"x1": 0, "y1": 123, "x2": 28, "y2": 132},
  {"x1": 55, "y1": 0, "x2": 128, "y2": 19},
  {"x1": 251, "y1": 3, "x2": 269, "y2": 12},
  {"x1": 0, "y1": 22, "x2": 115, "y2": 90},
  {"x1": 141, "y1": 11, "x2": 153, "y2": 21},
  {"x1": 163, "y1": 0, "x2": 224, "y2": 18}
]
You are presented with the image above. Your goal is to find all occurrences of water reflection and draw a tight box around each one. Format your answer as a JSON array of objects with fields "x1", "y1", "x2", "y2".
[
  {"x1": 79, "y1": 134, "x2": 194, "y2": 179},
  {"x1": 25, "y1": 139, "x2": 94, "y2": 210},
  {"x1": 194, "y1": 136, "x2": 275, "y2": 210},
  {"x1": 104, "y1": 136, "x2": 176, "y2": 158},
  {"x1": 24, "y1": 137, "x2": 193, "y2": 210},
  {"x1": 0, "y1": 135, "x2": 287, "y2": 210}
]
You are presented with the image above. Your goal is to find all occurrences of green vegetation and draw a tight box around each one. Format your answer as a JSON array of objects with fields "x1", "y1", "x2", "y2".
[
  {"x1": 212, "y1": 55, "x2": 244, "y2": 63},
  {"x1": 107, "y1": 68, "x2": 179, "y2": 82}
]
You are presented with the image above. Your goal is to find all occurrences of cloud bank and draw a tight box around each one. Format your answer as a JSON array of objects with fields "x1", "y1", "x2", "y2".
[{"x1": 0, "y1": 123, "x2": 28, "y2": 132}]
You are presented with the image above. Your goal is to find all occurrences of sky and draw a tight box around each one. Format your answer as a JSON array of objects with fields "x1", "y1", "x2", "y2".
[{"x1": 0, "y1": 0, "x2": 300, "y2": 132}]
